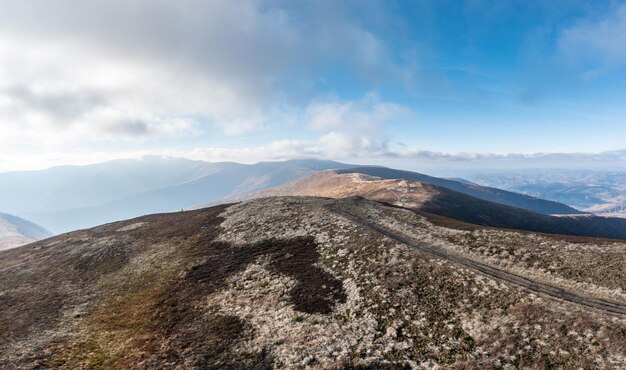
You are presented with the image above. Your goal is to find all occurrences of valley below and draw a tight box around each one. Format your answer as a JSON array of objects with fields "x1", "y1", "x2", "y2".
[{"x1": 467, "y1": 169, "x2": 626, "y2": 218}]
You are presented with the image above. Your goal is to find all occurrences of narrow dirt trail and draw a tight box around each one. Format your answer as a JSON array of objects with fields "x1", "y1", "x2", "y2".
[{"x1": 327, "y1": 204, "x2": 626, "y2": 317}]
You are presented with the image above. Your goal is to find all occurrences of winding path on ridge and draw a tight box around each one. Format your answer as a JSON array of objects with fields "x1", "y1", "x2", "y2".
[{"x1": 326, "y1": 203, "x2": 626, "y2": 317}]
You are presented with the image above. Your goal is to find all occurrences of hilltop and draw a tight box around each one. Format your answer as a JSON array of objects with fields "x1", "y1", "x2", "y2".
[
  {"x1": 1, "y1": 197, "x2": 624, "y2": 369},
  {"x1": 228, "y1": 171, "x2": 626, "y2": 240},
  {"x1": 335, "y1": 167, "x2": 582, "y2": 215}
]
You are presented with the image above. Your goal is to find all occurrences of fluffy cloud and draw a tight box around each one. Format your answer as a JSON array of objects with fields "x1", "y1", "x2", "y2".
[
  {"x1": 0, "y1": 0, "x2": 406, "y2": 147},
  {"x1": 318, "y1": 131, "x2": 383, "y2": 157},
  {"x1": 2, "y1": 0, "x2": 624, "y2": 172},
  {"x1": 558, "y1": 3, "x2": 626, "y2": 66},
  {"x1": 177, "y1": 140, "x2": 626, "y2": 167},
  {"x1": 3, "y1": 138, "x2": 626, "y2": 173},
  {"x1": 307, "y1": 94, "x2": 407, "y2": 131},
  {"x1": 0, "y1": 1, "x2": 292, "y2": 141},
  {"x1": 305, "y1": 94, "x2": 409, "y2": 157}
]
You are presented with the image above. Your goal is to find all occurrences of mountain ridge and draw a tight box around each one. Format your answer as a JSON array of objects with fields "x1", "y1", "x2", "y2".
[
  {"x1": 335, "y1": 166, "x2": 583, "y2": 215},
  {"x1": 2, "y1": 158, "x2": 352, "y2": 233},
  {"x1": 232, "y1": 171, "x2": 626, "y2": 240},
  {"x1": 0, "y1": 213, "x2": 52, "y2": 251},
  {"x1": 1, "y1": 158, "x2": 585, "y2": 234}
]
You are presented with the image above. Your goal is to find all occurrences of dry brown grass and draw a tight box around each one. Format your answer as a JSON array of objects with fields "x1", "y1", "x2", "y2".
[{"x1": 1, "y1": 197, "x2": 624, "y2": 369}]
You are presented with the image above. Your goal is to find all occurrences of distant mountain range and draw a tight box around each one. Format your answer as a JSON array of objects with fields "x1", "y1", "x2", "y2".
[
  {"x1": 231, "y1": 170, "x2": 626, "y2": 240},
  {"x1": 466, "y1": 169, "x2": 626, "y2": 218},
  {"x1": 0, "y1": 213, "x2": 52, "y2": 251},
  {"x1": 0, "y1": 157, "x2": 352, "y2": 233},
  {"x1": 0, "y1": 157, "x2": 586, "y2": 234}
]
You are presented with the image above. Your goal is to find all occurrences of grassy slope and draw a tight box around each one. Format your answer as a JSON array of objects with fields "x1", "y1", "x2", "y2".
[
  {"x1": 0, "y1": 197, "x2": 624, "y2": 369},
  {"x1": 335, "y1": 166, "x2": 582, "y2": 215},
  {"x1": 242, "y1": 171, "x2": 626, "y2": 240}
]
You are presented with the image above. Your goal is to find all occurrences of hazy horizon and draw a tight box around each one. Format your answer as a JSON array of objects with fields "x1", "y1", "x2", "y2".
[{"x1": 3, "y1": 154, "x2": 626, "y2": 181}]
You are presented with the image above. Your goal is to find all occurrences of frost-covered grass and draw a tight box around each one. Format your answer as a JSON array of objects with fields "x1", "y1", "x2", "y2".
[
  {"x1": 367, "y1": 202, "x2": 626, "y2": 302},
  {"x1": 213, "y1": 197, "x2": 626, "y2": 368},
  {"x1": 1, "y1": 196, "x2": 624, "y2": 369}
]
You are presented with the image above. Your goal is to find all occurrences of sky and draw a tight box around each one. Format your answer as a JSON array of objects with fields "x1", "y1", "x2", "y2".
[{"x1": 1, "y1": 0, "x2": 626, "y2": 172}]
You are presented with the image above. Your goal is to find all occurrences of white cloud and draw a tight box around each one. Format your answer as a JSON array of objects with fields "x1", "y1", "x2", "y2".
[
  {"x1": 0, "y1": 0, "x2": 407, "y2": 149},
  {"x1": 558, "y1": 3, "x2": 626, "y2": 66},
  {"x1": 145, "y1": 147, "x2": 626, "y2": 172},
  {"x1": 0, "y1": 2, "x2": 289, "y2": 142},
  {"x1": 318, "y1": 131, "x2": 387, "y2": 158},
  {"x1": 305, "y1": 94, "x2": 409, "y2": 157},
  {"x1": 3, "y1": 139, "x2": 626, "y2": 173},
  {"x1": 0, "y1": 79, "x2": 414, "y2": 169},
  {"x1": 307, "y1": 94, "x2": 407, "y2": 131},
  {"x1": 0, "y1": 0, "x2": 426, "y2": 171}
]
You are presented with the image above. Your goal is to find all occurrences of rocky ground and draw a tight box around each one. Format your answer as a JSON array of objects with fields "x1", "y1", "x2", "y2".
[{"x1": 1, "y1": 196, "x2": 625, "y2": 369}]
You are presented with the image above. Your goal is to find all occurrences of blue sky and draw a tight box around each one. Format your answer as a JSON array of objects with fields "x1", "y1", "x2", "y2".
[{"x1": 0, "y1": 0, "x2": 625, "y2": 171}]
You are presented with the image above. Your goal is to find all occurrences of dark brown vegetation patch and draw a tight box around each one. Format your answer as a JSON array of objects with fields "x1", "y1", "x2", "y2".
[
  {"x1": 86, "y1": 234, "x2": 344, "y2": 368},
  {"x1": 73, "y1": 240, "x2": 130, "y2": 276},
  {"x1": 266, "y1": 237, "x2": 347, "y2": 314},
  {"x1": 181, "y1": 236, "x2": 347, "y2": 315},
  {"x1": 5, "y1": 202, "x2": 343, "y2": 368},
  {"x1": 111, "y1": 234, "x2": 345, "y2": 367}
]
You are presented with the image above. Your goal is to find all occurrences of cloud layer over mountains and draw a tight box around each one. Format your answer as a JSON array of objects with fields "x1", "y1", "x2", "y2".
[{"x1": 1, "y1": 1, "x2": 626, "y2": 171}]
